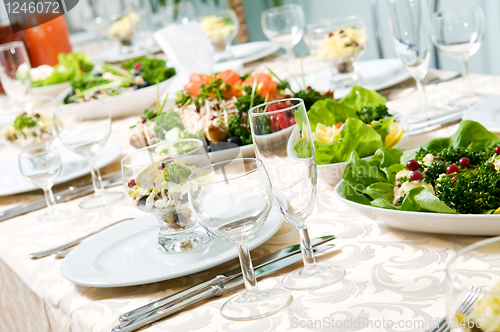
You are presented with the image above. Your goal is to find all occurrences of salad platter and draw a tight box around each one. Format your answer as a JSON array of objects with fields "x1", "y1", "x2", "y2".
[{"x1": 336, "y1": 120, "x2": 500, "y2": 235}]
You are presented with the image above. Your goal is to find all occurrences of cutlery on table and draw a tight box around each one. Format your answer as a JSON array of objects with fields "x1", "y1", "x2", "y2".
[
  {"x1": 409, "y1": 111, "x2": 464, "y2": 136},
  {"x1": 28, "y1": 217, "x2": 135, "y2": 259},
  {"x1": 119, "y1": 235, "x2": 336, "y2": 322},
  {"x1": 423, "y1": 72, "x2": 461, "y2": 86},
  {"x1": 112, "y1": 243, "x2": 337, "y2": 332},
  {"x1": 428, "y1": 286, "x2": 484, "y2": 332},
  {"x1": 0, "y1": 171, "x2": 123, "y2": 222}
]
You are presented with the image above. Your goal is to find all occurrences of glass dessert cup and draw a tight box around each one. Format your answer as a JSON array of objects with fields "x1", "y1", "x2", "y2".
[
  {"x1": 446, "y1": 236, "x2": 500, "y2": 332},
  {"x1": 121, "y1": 139, "x2": 211, "y2": 253},
  {"x1": 199, "y1": 9, "x2": 239, "y2": 62}
]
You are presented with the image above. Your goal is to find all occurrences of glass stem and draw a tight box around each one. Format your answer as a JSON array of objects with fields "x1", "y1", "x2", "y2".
[
  {"x1": 461, "y1": 59, "x2": 471, "y2": 95},
  {"x1": 286, "y1": 46, "x2": 295, "y2": 61},
  {"x1": 237, "y1": 244, "x2": 259, "y2": 295},
  {"x1": 88, "y1": 157, "x2": 105, "y2": 197},
  {"x1": 415, "y1": 79, "x2": 428, "y2": 108},
  {"x1": 298, "y1": 226, "x2": 317, "y2": 270},
  {"x1": 225, "y1": 43, "x2": 233, "y2": 60},
  {"x1": 43, "y1": 188, "x2": 57, "y2": 211}
]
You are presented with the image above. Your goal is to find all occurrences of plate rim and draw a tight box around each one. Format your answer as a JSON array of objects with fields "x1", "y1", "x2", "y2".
[{"x1": 462, "y1": 94, "x2": 500, "y2": 132}]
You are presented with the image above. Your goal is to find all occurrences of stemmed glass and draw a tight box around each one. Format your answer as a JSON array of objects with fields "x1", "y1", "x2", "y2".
[
  {"x1": 199, "y1": 9, "x2": 239, "y2": 61},
  {"x1": 261, "y1": 4, "x2": 305, "y2": 61},
  {"x1": 0, "y1": 41, "x2": 32, "y2": 104},
  {"x1": 446, "y1": 236, "x2": 500, "y2": 332},
  {"x1": 249, "y1": 98, "x2": 345, "y2": 290},
  {"x1": 18, "y1": 145, "x2": 70, "y2": 221},
  {"x1": 430, "y1": 5, "x2": 487, "y2": 108},
  {"x1": 80, "y1": 4, "x2": 108, "y2": 47},
  {"x1": 187, "y1": 158, "x2": 291, "y2": 320},
  {"x1": 162, "y1": 1, "x2": 196, "y2": 25},
  {"x1": 54, "y1": 101, "x2": 124, "y2": 209},
  {"x1": 127, "y1": 0, "x2": 156, "y2": 56},
  {"x1": 387, "y1": 0, "x2": 447, "y2": 122}
]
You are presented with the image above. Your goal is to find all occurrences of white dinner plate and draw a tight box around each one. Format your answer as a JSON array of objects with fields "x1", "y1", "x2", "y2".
[
  {"x1": 462, "y1": 95, "x2": 500, "y2": 132},
  {"x1": 290, "y1": 58, "x2": 411, "y2": 99},
  {"x1": 215, "y1": 41, "x2": 280, "y2": 64},
  {"x1": 335, "y1": 180, "x2": 500, "y2": 236},
  {"x1": 0, "y1": 141, "x2": 121, "y2": 196},
  {"x1": 61, "y1": 207, "x2": 282, "y2": 287}
]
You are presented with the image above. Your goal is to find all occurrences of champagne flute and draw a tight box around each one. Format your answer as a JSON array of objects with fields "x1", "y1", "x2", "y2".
[
  {"x1": 249, "y1": 98, "x2": 345, "y2": 290},
  {"x1": 0, "y1": 41, "x2": 32, "y2": 104},
  {"x1": 54, "y1": 101, "x2": 124, "y2": 209},
  {"x1": 387, "y1": 0, "x2": 447, "y2": 122},
  {"x1": 430, "y1": 5, "x2": 487, "y2": 108},
  {"x1": 19, "y1": 145, "x2": 70, "y2": 221},
  {"x1": 187, "y1": 158, "x2": 291, "y2": 320},
  {"x1": 261, "y1": 4, "x2": 305, "y2": 61}
]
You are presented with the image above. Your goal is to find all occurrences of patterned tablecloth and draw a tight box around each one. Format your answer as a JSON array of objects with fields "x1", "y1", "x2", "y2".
[{"x1": 1, "y1": 53, "x2": 500, "y2": 332}]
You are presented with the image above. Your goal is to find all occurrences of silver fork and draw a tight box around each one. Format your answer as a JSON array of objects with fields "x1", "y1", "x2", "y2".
[{"x1": 429, "y1": 286, "x2": 485, "y2": 332}]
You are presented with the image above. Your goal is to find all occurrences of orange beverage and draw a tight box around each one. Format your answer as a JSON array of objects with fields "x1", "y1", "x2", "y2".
[{"x1": 23, "y1": 16, "x2": 72, "y2": 67}]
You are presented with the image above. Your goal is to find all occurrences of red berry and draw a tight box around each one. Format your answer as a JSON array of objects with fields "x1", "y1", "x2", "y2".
[
  {"x1": 489, "y1": 162, "x2": 495, "y2": 167},
  {"x1": 451, "y1": 177, "x2": 457, "y2": 183},
  {"x1": 495, "y1": 146, "x2": 500, "y2": 155},
  {"x1": 339, "y1": 29, "x2": 344, "y2": 34},
  {"x1": 328, "y1": 32, "x2": 333, "y2": 37},
  {"x1": 410, "y1": 170, "x2": 423, "y2": 181},
  {"x1": 141, "y1": 118, "x2": 147, "y2": 124},
  {"x1": 446, "y1": 164, "x2": 460, "y2": 175},
  {"x1": 459, "y1": 157, "x2": 470, "y2": 168},
  {"x1": 406, "y1": 159, "x2": 419, "y2": 171},
  {"x1": 127, "y1": 179, "x2": 136, "y2": 188},
  {"x1": 134, "y1": 62, "x2": 142, "y2": 70},
  {"x1": 284, "y1": 94, "x2": 292, "y2": 99},
  {"x1": 307, "y1": 86, "x2": 312, "y2": 90}
]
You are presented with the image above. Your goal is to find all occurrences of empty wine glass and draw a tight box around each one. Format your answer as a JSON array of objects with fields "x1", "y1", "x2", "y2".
[
  {"x1": 249, "y1": 98, "x2": 345, "y2": 290},
  {"x1": 387, "y1": 0, "x2": 447, "y2": 122},
  {"x1": 446, "y1": 236, "x2": 500, "y2": 332},
  {"x1": 199, "y1": 9, "x2": 239, "y2": 61},
  {"x1": 19, "y1": 145, "x2": 71, "y2": 221},
  {"x1": 127, "y1": 0, "x2": 156, "y2": 55},
  {"x1": 161, "y1": 1, "x2": 196, "y2": 26},
  {"x1": 187, "y1": 158, "x2": 291, "y2": 320},
  {"x1": 430, "y1": 5, "x2": 487, "y2": 108},
  {"x1": 305, "y1": 16, "x2": 369, "y2": 89},
  {"x1": 54, "y1": 101, "x2": 124, "y2": 209},
  {"x1": 80, "y1": 3, "x2": 108, "y2": 46},
  {"x1": 0, "y1": 41, "x2": 32, "y2": 104},
  {"x1": 261, "y1": 4, "x2": 305, "y2": 60}
]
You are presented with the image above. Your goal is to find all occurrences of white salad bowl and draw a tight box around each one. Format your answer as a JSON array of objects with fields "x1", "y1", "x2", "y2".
[
  {"x1": 335, "y1": 180, "x2": 500, "y2": 236},
  {"x1": 33, "y1": 82, "x2": 71, "y2": 98},
  {"x1": 54, "y1": 78, "x2": 173, "y2": 119}
]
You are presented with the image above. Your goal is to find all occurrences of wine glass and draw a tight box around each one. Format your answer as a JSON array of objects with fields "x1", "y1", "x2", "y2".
[
  {"x1": 261, "y1": 4, "x2": 305, "y2": 60},
  {"x1": 446, "y1": 236, "x2": 500, "y2": 332},
  {"x1": 430, "y1": 5, "x2": 487, "y2": 108},
  {"x1": 53, "y1": 101, "x2": 124, "y2": 209},
  {"x1": 387, "y1": 0, "x2": 447, "y2": 122},
  {"x1": 127, "y1": 0, "x2": 156, "y2": 55},
  {"x1": 80, "y1": 3, "x2": 108, "y2": 46},
  {"x1": 187, "y1": 158, "x2": 291, "y2": 320},
  {"x1": 305, "y1": 16, "x2": 369, "y2": 89},
  {"x1": 19, "y1": 145, "x2": 71, "y2": 221},
  {"x1": 121, "y1": 139, "x2": 211, "y2": 253},
  {"x1": 161, "y1": 1, "x2": 196, "y2": 26},
  {"x1": 0, "y1": 41, "x2": 32, "y2": 104},
  {"x1": 199, "y1": 9, "x2": 239, "y2": 61},
  {"x1": 248, "y1": 98, "x2": 345, "y2": 290}
]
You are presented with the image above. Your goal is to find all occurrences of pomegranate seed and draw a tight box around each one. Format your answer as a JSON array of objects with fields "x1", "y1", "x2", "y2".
[
  {"x1": 495, "y1": 146, "x2": 500, "y2": 155},
  {"x1": 459, "y1": 157, "x2": 470, "y2": 168},
  {"x1": 339, "y1": 29, "x2": 344, "y2": 34},
  {"x1": 284, "y1": 94, "x2": 292, "y2": 99},
  {"x1": 141, "y1": 118, "x2": 147, "y2": 124},
  {"x1": 210, "y1": 115, "x2": 216, "y2": 120},
  {"x1": 446, "y1": 164, "x2": 459, "y2": 175},
  {"x1": 328, "y1": 32, "x2": 333, "y2": 37},
  {"x1": 489, "y1": 162, "x2": 495, "y2": 167},
  {"x1": 158, "y1": 163, "x2": 165, "y2": 170},
  {"x1": 127, "y1": 179, "x2": 136, "y2": 188},
  {"x1": 307, "y1": 86, "x2": 312, "y2": 90},
  {"x1": 178, "y1": 102, "x2": 184, "y2": 107},
  {"x1": 451, "y1": 177, "x2": 457, "y2": 183},
  {"x1": 406, "y1": 159, "x2": 419, "y2": 171},
  {"x1": 33, "y1": 113, "x2": 40, "y2": 118},
  {"x1": 134, "y1": 62, "x2": 142, "y2": 70},
  {"x1": 410, "y1": 170, "x2": 423, "y2": 181}
]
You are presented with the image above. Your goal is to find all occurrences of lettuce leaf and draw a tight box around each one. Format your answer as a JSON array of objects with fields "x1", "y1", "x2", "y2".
[
  {"x1": 340, "y1": 85, "x2": 387, "y2": 111},
  {"x1": 337, "y1": 180, "x2": 372, "y2": 206},
  {"x1": 32, "y1": 52, "x2": 94, "y2": 87},
  {"x1": 343, "y1": 151, "x2": 388, "y2": 189},
  {"x1": 308, "y1": 98, "x2": 356, "y2": 131},
  {"x1": 399, "y1": 187, "x2": 458, "y2": 214},
  {"x1": 364, "y1": 182, "x2": 395, "y2": 201},
  {"x1": 371, "y1": 116, "x2": 394, "y2": 143}
]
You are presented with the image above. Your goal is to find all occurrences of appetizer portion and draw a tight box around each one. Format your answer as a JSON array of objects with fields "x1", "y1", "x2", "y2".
[
  {"x1": 456, "y1": 280, "x2": 500, "y2": 332},
  {"x1": 125, "y1": 158, "x2": 196, "y2": 230},
  {"x1": 340, "y1": 121, "x2": 500, "y2": 214},
  {"x1": 31, "y1": 52, "x2": 94, "y2": 87},
  {"x1": 302, "y1": 86, "x2": 404, "y2": 165},
  {"x1": 1, "y1": 111, "x2": 54, "y2": 147},
  {"x1": 63, "y1": 57, "x2": 175, "y2": 104},
  {"x1": 199, "y1": 15, "x2": 236, "y2": 51},
  {"x1": 107, "y1": 12, "x2": 140, "y2": 46}
]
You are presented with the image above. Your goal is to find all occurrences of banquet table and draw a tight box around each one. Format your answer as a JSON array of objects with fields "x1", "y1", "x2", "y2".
[{"x1": 1, "y1": 53, "x2": 500, "y2": 332}]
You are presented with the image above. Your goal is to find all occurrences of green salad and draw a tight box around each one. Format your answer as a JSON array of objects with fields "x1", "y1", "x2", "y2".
[
  {"x1": 339, "y1": 120, "x2": 500, "y2": 214},
  {"x1": 32, "y1": 52, "x2": 94, "y2": 87},
  {"x1": 302, "y1": 86, "x2": 405, "y2": 165}
]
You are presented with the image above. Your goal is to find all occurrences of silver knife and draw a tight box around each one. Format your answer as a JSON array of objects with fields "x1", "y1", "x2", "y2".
[
  {"x1": 112, "y1": 244, "x2": 336, "y2": 332},
  {"x1": 119, "y1": 235, "x2": 336, "y2": 322},
  {"x1": 0, "y1": 171, "x2": 123, "y2": 222}
]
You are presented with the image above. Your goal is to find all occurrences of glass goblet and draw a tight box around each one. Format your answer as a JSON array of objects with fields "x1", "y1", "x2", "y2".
[
  {"x1": 0, "y1": 41, "x2": 32, "y2": 104},
  {"x1": 121, "y1": 139, "x2": 211, "y2": 253},
  {"x1": 18, "y1": 145, "x2": 70, "y2": 221},
  {"x1": 305, "y1": 16, "x2": 369, "y2": 89},
  {"x1": 430, "y1": 5, "x2": 488, "y2": 108},
  {"x1": 161, "y1": 1, "x2": 196, "y2": 26},
  {"x1": 261, "y1": 4, "x2": 305, "y2": 61},
  {"x1": 188, "y1": 158, "x2": 291, "y2": 320},
  {"x1": 54, "y1": 101, "x2": 124, "y2": 209},
  {"x1": 249, "y1": 98, "x2": 345, "y2": 290},
  {"x1": 446, "y1": 236, "x2": 500, "y2": 332},
  {"x1": 199, "y1": 9, "x2": 239, "y2": 62}
]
